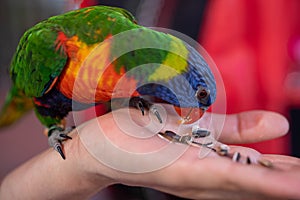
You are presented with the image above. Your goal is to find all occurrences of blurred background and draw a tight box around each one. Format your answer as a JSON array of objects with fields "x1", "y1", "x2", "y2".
[
  {"x1": 0, "y1": 0, "x2": 68, "y2": 182},
  {"x1": 0, "y1": 0, "x2": 300, "y2": 199}
]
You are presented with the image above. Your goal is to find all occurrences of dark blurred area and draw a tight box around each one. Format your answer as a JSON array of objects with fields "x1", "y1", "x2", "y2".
[{"x1": 0, "y1": 0, "x2": 300, "y2": 199}]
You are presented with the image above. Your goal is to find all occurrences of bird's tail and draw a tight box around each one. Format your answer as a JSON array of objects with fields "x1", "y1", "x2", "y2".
[{"x1": 0, "y1": 86, "x2": 34, "y2": 127}]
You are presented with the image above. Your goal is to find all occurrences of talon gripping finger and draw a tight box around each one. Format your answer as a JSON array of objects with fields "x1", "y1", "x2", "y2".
[
  {"x1": 138, "y1": 102, "x2": 145, "y2": 116},
  {"x1": 150, "y1": 107, "x2": 162, "y2": 123},
  {"x1": 59, "y1": 133, "x2": 72, "y2": 140},
  {"x1": 54, "y1": 143, "x2": 65, "y2": 160}
]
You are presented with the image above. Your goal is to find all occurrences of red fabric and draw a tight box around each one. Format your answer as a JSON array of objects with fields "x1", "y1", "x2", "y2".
[
  {"x1": 199, "y1": 0, "x2": 300, "y2": 154},
  {"x1": 80, "y1": 0, "x2": 97, "y2": 8}
]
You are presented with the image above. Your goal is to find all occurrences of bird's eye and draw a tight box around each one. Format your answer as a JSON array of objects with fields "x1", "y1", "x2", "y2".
[{"x1": 196, "y1": 88, "x2": 210, "y2": 100}]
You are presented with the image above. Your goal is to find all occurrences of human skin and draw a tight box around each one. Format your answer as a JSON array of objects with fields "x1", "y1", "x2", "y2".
[{"x1": 0, "y1": 104, "x2": 299, "y2": 200}]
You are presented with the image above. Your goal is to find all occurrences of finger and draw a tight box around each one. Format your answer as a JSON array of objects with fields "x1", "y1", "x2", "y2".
[
  {"x1": 262, "y1": 154, "x2": 300, "y2": 165},
  {"x1": 138, "y1": 147, "x2": 300, "y2": 199},
  {"x1": 216, "y1": 110, "x2": 289, "y2": 144},
  {"x1": 262, "y1": 154, "x2": 300, "y2": 171},
  {"x1": 224, "y1": 160, "x2": 300, "y2": 199},
  {"x1": 134, "y1": 104, "x2": 289, "y2": 144}
]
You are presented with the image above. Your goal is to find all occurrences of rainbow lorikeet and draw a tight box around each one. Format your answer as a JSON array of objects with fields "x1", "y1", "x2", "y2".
[{"x1": 0, "y1": 6, "x2": 216, "y2": 159}]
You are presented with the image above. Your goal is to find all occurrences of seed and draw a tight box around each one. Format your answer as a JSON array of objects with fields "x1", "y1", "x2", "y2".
[
  {"x1": 192, "y1": 125, "x2": 211, "y2": 138},
  {"x1": 232, "y1": 152, "x2": 241, "y2": 162}
]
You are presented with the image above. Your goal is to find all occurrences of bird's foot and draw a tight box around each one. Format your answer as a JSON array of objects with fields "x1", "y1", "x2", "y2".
[
  {"x1": 47, "y1": 125, "x2": 74, "y2": 159},
  {"x1": 129, "y1": 97, "x2": 162, "y2": 123}
]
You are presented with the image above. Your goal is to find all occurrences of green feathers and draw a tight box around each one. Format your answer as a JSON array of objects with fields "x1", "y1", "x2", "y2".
[
  {"x1": 0, "y1": 5, "x2": 193, "y2": 129},
  {"x1": 0, "y1": 6, "x2": 142, "y2": 128},
  {"x1": 0, "y1": 86, "x2": 33, "y2": 127},
  {"x1": 10, "y1": 6, "x2": 138, "y2": 98},
  {"x1": 10, "y1": 24, "x2": 68, "y2": 97}
]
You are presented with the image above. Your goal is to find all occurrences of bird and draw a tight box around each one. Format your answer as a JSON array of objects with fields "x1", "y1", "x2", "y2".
[{"x1": 0, "y1": 6, "x2": 216, "y2": 159}]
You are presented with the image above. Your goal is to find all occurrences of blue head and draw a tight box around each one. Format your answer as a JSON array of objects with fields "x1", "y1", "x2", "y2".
[{"x1": 137, "y1": 44, "x2": 216, "y2": 113}]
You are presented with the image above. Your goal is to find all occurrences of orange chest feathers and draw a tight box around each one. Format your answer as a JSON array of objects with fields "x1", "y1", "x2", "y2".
[{"x1": 55, "y1": 33, "x2": 139, "y2": 103}]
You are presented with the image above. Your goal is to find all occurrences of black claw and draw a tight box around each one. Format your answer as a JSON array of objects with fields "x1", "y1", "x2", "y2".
[
  {"x1": 150, "y1": 107, "x2": 162, "y2": 123},
  {"x1": 129, "y1": 97, "x2": 147, "y2": 115},
  {"x1": 59, "y1": 133, "x2": 72, "y2": 140},
  {"x1": 55, "y1": 145, "x2": 65, "y2": 160},
  {"x1": 154, "y1": 110, "x2": 162, "y2": 123},
  {"x1": 138, "y1": 102, "x2": 145, "y2": 115},
  {"x1": 129, "y1": 97, "x2": 163, "y2": 123}
]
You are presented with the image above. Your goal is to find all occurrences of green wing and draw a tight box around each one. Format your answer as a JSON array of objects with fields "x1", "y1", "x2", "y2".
[
  {"x1": 110, "y1": 28, "x2": 189, "y2": 81},
  {"x1": 10, "y1": 6, "x2": 138, "y2": 98},
  {"x1": 10, "y1": 22, "x2": 68, "y2": 97}
]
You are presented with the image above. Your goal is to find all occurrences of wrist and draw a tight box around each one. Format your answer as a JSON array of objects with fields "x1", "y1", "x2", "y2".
[{"x1": 65, "y1": 126, "x2": 117, "y2": 188}]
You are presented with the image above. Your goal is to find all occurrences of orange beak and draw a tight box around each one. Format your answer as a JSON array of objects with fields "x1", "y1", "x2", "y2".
[{"x1": 174, "y1": 106, "x2": 205, "y2": 124}]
